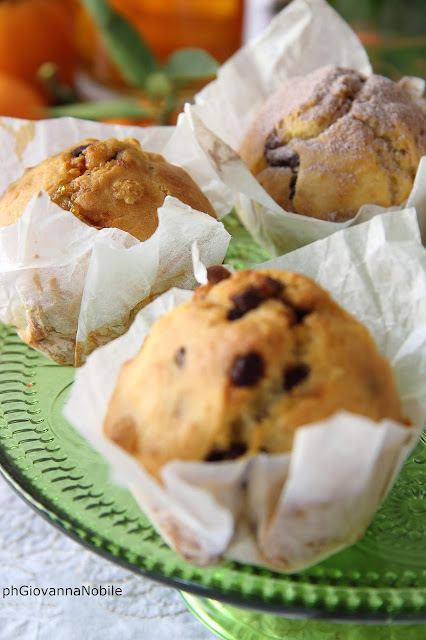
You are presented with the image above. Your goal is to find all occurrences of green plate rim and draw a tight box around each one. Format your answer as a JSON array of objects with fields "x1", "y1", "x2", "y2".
[{"x1": 1, "y1": 459, "x2": 425, "y2": 625}]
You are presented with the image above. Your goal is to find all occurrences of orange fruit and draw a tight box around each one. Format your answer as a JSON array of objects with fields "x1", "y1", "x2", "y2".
[
  {"x1": 0, "y1": 71, "x2": 47, "y2": 119},
  {"x1": 0, "y1": 0, "x2": 77, "y2": 93}
]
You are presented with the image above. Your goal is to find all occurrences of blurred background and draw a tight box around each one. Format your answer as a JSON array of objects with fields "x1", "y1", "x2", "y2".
[{"x1": 0, "y1": 0, "x2": 425, "y2": 125}]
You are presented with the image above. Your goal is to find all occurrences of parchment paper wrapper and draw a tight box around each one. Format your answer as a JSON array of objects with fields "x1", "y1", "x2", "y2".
[
  {"x1": 179, "y1": 0, "x2": 426, "y2": 255},
  {"x1": 64, "y1": 207, "x2": 426, "y2": 572},
  {"x1": 0, "y1": 117, "x2": 231, "y2": 365}
]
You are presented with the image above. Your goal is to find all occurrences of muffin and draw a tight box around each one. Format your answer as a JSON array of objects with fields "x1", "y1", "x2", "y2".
[
  {"x1": 0, "y1": 137, "x2": 222, "y2": 366},
  {"x1": 0, "y1": 137, "x2": 216, "y2": 239},
  {"x1": 104, "y1": 267, "x2": 406, "y2": 479},
  {"x1": 239, "y1": 65, "x2": 426, "y2": 221}
]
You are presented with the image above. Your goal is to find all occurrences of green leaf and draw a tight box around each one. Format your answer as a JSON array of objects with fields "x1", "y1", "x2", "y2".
[
  {"x1": 165, "y1": 48, "x2": 219, "y2": 84},
  {"x1": 145, "y1": 71, "x2": 173, "y2": 100},
  {"x1": 80, "y1": 0, "x2": 159, "y2": 88},
  {"x1": 46, "y1": 99, "x2": 159, "y2": 121}
]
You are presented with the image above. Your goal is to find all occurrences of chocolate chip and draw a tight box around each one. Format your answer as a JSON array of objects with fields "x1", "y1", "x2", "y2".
[
  {"x1": 283, "y1": 364, "x2": 310, "y2": 391},
  {"x1": 289, "y1": 173, "x2": 297, "y2": 202},
  {"x1": 264, "y1": 132, "x2": 282, "y2": 151},
  {"x1": 292, "y1": 307, "x2": 310, "y2": 323},
  {"x1": 228, "y1": 277, "x2": 284, "y2": 320},
  {"x1": 174, "y1": 347, "x2": 186, "y2": 367},
  {"x1": 230, "y1": 352, "x2": 264, "y2": 387},
  {"x1": 265, "y1": 146, "x2": 300, "y2": 169},
  {"x1": 70, "y1": 144, "x2": 90, "y2": 158},
  {"x1": 281, "y1": 299, "x2": 311, "y2": 323},
  {"x1": 228, "y1": 287, "x2": 263, "y2": 320},
  {"x1": 205, "y1": 441, "x2": 247, "y2": 461},
  {"x1": 262, "y1": 276, "x2": 284, "y2": 296},
  {"x1": 207, "y1": 265, "x2": 231, "y2": 285}
]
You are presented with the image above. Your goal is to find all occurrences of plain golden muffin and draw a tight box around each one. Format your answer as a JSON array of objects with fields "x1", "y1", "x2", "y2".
[
  {"x1": 0, "y1": 137, "x2": 216, "y2": 239},
  {"x1": 104, "y1": 267, "x2": 407, "y2": 480},
  {"x1": 239, "y1": 65, "x2": 426, "y2": 222}
]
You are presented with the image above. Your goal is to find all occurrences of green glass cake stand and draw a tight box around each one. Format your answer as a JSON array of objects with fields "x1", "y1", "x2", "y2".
[{"x1": 0, "y1": 214, "x2": 425, "y2": 639}]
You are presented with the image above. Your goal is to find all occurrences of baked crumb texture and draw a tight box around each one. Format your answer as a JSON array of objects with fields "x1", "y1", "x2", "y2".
[
  {"x1": 104, "y1": 268, "x2": 406, "y2": 479},
  {"x1": 0, "y1": 137, "x2": 216, "y2": 240},
  {"x1": 239, "y1": 66, "x2": 426, "y2": 221}
]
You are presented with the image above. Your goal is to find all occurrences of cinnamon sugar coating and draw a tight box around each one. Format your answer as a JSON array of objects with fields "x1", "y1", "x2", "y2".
[{"x1": 239, "y1": 65, "x2": 426, "y2": 221}]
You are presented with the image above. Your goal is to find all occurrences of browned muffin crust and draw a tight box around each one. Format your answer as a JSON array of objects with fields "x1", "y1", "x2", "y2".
[{"x1": 0, "y1": 137, "x2": 216, "y2": 240}]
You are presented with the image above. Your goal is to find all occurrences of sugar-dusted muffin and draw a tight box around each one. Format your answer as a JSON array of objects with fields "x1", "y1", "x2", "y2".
[
  {"x1": 239, "y1": 65, "x2": 426, "y2": 222},
  {"x1": 0, "y1": 137, "x2": 216, "y2": 239},
  {"x1": 104, "y1": 267, "x2": 406, "y2": 479}
]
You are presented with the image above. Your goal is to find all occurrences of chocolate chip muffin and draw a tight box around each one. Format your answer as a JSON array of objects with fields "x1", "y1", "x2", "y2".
[
  {"x1": 0, "y1": 137, "x2": 216, "y2": 239},
  {"x1": 104, "y1": 267, "x2": 406, "y2": 479},
  {"x1": 239, "y1": 65, "x2": 426, "y2": 221}
]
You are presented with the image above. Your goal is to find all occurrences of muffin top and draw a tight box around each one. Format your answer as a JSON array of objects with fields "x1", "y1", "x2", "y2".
[
  {"x1": 239, "y1": 65, "x2": 426, "y2": 221},
  {"x1": 104, "y1": 267, "x2": 406, "y2": 479},
  {"x1": 0, "y1": 137, "x2": 216, "y2": 240}
]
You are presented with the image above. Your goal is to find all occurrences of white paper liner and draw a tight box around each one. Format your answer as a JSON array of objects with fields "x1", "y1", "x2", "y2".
[
  {"x1": 179, "y1": 0, "x2": 426, "y2": 254},
  {"x1": 64, "y1": 208, "x2": 426, "y2": 572},
  {"x1": 0, "y1": 117, "x2": 231, "y2": 365}
]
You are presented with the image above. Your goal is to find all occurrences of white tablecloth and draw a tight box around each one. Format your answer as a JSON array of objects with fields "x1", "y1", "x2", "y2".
[{"x1": 0, "y1": 478, "x2": 216, "y2": 640}]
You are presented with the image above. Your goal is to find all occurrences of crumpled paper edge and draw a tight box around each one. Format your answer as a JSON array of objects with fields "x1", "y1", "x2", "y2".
[{"x1": 64, "y1": 207, "x2": 426, "y2": 572}]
